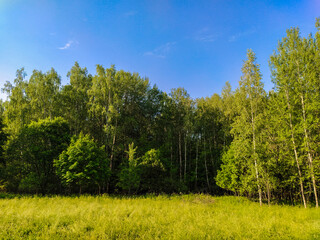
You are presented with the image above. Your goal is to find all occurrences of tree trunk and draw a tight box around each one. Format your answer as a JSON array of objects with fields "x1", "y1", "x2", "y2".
[
  {"x1": 300, "y1": 94, "x2": 318, "y2": 207},
  {"x1": 184, "y1": 133, "x2": 187, "y2": 182},
  {"x1": 195, "y1": 137, "x2": 199, "y2": 189},
  {"x1": 286, "y1": 90, "x2": 307, "y2": 208},
  {"x1": 170, "y1": 144, "x2": 173, "y2": 181},
  {"x1": 179, "y1": 131, "x2": 182, "y2": 183},
  {"x1": 110, "y1": 119, "x2": 117, "y2": 171},
  {"x1": 203, "y1": 134, "x2": 210, "y2": 191},
  {"x1": 209, "y1": 144, "x2": 215, "y2": 175},
  {"x1": 267, "y1": 180, "x2": 270, "y2": 205},
  {"x1": 251, "y1": 101, "x2": 262, "y2": 206}
]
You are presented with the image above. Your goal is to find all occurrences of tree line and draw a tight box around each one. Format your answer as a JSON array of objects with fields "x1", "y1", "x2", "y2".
[{"x1": 0, "y1": 20, "x2": 320, "y2": 206}]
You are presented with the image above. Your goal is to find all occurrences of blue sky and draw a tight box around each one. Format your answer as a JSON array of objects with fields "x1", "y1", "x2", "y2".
[{"x1": 0, "y1": 0, "x2": 319, "y2": 99}]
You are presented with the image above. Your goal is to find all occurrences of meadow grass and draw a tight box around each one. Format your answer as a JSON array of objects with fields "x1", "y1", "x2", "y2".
[{"x1": 0, "y1": 194, "x2": 319, "y2": 239}]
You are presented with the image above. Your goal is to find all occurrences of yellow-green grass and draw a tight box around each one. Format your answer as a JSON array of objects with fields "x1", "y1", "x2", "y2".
[{"x1": 0, "y1": 194, "x2": 319, "y2": 239}]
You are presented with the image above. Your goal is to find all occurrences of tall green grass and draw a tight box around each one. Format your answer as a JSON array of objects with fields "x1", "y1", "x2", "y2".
[{"x1": 0, "y1": 194, "x2": 319, "y2": 239}]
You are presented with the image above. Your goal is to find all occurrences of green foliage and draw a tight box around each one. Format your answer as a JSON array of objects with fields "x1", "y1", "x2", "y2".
[
  {"x1": 55, "y1": 133, "x2": 110, "y2": 193},
  {"x1": 139, "y1": 149, "x2": 166, "y2": 192},
  {"x1": 27, "y1": 68, "x2": 61, "y2": 120},
  {"x1": 0, "y1": 115, "x2": 8, "y2": 189},
  {"x1": 117, "y1": 143, "x2": 140, "y2": 194},
  {"x1": 216, "y1": 146, "x2": 241, "y2": 193},
  {"x1": 2, "y1": 19, "x2": 320, "y2": 204},
  {"x1": 5, "y1": 117, "x2": 70, "y2": 193},
  {"x1": 60, "y1": 62, "x2": 92, "y2": 135},
  {"x1": 141, "y1": 149, "x2": 164, "y2": 170},
  {"x1": 2, "y1": 68, "x2": 29, "y2": 134},
  {"x1": 217, "y1": 50, "x2": 266, "y2": 204}
]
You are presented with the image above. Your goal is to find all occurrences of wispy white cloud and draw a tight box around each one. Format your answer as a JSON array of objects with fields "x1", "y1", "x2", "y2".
[
  {"x1": 144, "y1": 42, "x2": 176, "y2": 58},
  {"x1": 229, "y1": 29, "x2": 256, "y2": 42},
  {"x1": 195, "y1": 34, "x2": 216, "y2": 42},
  {"x1": 58, "y1": 40, "x2": 73, "y2": 50},
  {"x1": 195, "y1": 27, "x2": 216, "y2": 42}
]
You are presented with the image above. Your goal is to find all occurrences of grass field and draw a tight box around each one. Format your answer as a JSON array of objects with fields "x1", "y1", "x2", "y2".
[{"x1": 0, "y1": 194, "x2": 319, "y2": 239}]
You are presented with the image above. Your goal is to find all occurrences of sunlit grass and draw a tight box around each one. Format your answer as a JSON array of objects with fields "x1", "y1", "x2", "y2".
[{"x1": 0, "y1": 194, "x2": 319, "y2": 239}]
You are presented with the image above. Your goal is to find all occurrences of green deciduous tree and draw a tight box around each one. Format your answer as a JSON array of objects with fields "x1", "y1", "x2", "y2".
[
  {"x1": 117, "y1": 143, "x2": 140, "y2": 194},
  {"x1": 55, "y1": 133, "x2": 110, "y2": 194},
  {"x1": 217, "y1": 50, "x2": 266, "y2": 205},
  {"x1": 5, "y1": 117, "x2": 70, "y2": 193},
  {"x1": 2, "y1": 68, "x2": 30, "y2": 135},
  {"x1": 60, "y1": 62, "x2": 92, "y2": 135},
  {"x1": 27, "y1": 68, "x2": 61, "y2": 120},
  {"x1": 270, "y1": 27, "x2": 320, "y2": 207}
]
